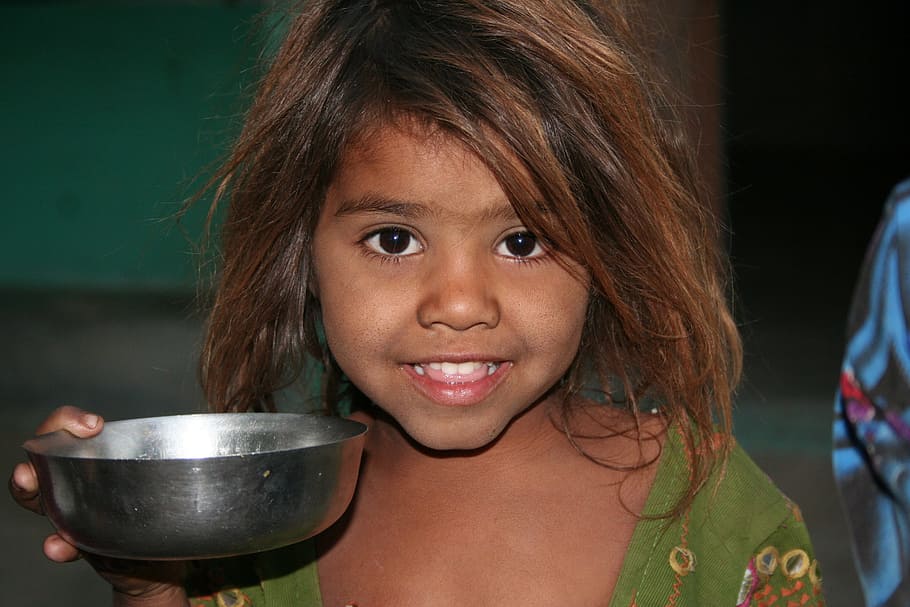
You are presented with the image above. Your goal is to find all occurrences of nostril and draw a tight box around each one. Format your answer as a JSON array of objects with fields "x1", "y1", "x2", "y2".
[
  {"x1": 416, "y1": 292, "x2": 500, "y2": 331},
  {"x1": 416, "y1": 258, "x2": 501, "y2": 330}
]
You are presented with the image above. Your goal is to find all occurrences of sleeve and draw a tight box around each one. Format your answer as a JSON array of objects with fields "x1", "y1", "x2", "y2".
[{"x1": 735, "y1": 504, "x2": 826, "y2": 607}]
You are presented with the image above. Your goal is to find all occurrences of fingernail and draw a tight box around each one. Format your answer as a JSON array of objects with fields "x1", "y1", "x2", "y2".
[
  {"x1": 11, "y1": 468, "x2": 26, "y2": 492},
  {"x1": 82, "y1": 414, "x2": 99, "y2": 429}
]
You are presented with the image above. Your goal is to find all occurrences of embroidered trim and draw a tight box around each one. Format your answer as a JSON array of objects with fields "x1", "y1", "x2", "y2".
[
  {"x1": 781, "y1": 549, "x2": 810, "y2": 580},
  {"x1": 215, "y1": 589, "x2": 253, "y2": 607},
  {"x1": 668, "y1": 546, "x2": 696, "y2": 576},
  {"x1": 808, "y1": 559, "x2": 821, "y2": 587},
  {"x1": 736, "y1": 558, "x2": 759, "y2": 606},
  {"x1": 755, "y1": 546, "x2": 780, "y2": 576}
]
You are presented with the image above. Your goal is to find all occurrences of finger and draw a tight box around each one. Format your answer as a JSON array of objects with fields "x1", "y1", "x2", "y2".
[
  {"x1": 35, "y1": 406, "x2": 103, "y2": 438},
  {"x1": 43, "y1": 534, "x2": 81, "y2": 563},
  {"x1": 9, "y1": 462, "x2": 43, "y2": 514}
]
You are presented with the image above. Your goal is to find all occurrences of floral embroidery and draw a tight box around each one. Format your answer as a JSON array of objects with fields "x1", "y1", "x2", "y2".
[{"x1": 740, "y1": 546, "x2": 824, "y2": 607}]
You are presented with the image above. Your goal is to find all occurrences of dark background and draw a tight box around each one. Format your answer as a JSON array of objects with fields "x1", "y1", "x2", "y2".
[{"x1": 2, "y1": 2, "x2": 909, "y2": 605}]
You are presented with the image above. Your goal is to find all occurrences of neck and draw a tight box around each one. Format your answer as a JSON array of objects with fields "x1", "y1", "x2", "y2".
[{"x1": 350, "y1": 399, "x2": 570, "y2": 490}]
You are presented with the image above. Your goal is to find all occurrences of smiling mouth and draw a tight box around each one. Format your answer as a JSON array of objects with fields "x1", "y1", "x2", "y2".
[{"x1": 411, "y1": 361, "x2": 500, "y2": 384}]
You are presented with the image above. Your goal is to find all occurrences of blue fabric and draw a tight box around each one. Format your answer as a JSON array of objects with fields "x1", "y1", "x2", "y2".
[{"x1": 834, "y1": 178, "x2": 910, "y2": 607}]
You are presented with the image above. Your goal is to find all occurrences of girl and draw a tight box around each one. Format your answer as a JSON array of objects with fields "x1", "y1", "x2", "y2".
[{"x1": 10, "y1": 1, "x2": 824, "y2": 605}]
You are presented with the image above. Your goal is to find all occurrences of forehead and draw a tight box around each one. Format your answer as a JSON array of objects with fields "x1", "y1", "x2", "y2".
[
  {"x1": 345, "y1": 125, "x2": 475, "y2": 177},
  {"x1": 326, "y1": 124, "x2": 524, "y2": 221}
]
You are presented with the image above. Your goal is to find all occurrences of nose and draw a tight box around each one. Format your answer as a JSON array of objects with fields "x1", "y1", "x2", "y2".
[{"x1": 416, "y1": 251, "x2": 500, "y2": 331}]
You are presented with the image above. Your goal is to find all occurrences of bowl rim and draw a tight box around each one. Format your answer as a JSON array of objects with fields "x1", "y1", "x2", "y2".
[{"x1": 22, "y1": 411, "x2": 369, "y2": 462}]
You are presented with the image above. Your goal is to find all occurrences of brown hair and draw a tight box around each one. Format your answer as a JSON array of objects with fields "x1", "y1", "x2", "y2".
[{"x1": 199, "y1": 0, "x2": 742, "y2": 512}]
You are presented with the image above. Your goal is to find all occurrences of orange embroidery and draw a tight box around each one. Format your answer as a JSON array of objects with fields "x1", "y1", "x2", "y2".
[
  {"x1": 754, "y1": 583, "x2": 774, "y2": 600},
  {"x1": 665, "y1": 508, "x2": 692, "y2": 607},
  {"x1": 781, "y1": 580, "x2": 804, "y2": 597},
  {"x1": 786, "y1": 500, "x2": 804, "y2": 523}
]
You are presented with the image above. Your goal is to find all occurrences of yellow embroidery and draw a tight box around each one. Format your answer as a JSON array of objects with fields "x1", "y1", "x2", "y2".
[
  {"x1": 668, "y1": 546, "x2": 696, "y2": 576},
  {"x1": 215, "y1": 589, "x2": 253, "y2": 607},
  {"x1": 808, "y1": 559, "x2": 822, "y2": 587},
  {"x1": 781, "y1": 549, "x2": 810, "y2": 580},
  {"x1": 786, "y1": 499, "x2": 804, "y2": 522},
  {"x1": 756, "y1": 546, "x2": 780, "y2": 576}
]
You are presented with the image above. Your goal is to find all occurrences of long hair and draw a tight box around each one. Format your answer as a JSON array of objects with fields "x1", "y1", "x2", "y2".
[{"x1": 199, "y1": 0, "x2": 742, "y2": 513}]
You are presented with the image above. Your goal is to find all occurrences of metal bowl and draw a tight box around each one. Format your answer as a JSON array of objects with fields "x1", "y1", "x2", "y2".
[{"x1": 23, "y1": 412, "x2": 367, "y2": 560}]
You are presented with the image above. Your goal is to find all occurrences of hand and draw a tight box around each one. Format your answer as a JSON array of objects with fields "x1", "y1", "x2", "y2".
[{"x1": 9, "y1": 406, "x2": 190, "y2": 605}]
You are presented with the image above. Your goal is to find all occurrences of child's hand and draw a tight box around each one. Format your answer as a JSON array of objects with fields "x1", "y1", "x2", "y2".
[
  {"x1": 9, "y1": 405, "x2": 103, "y2": 543},
  {"x1": 8, "y1": 406, "x2": 190, "y2": 606}
]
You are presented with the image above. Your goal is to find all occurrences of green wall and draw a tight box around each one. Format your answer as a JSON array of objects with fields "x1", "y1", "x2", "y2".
[{"x1": 1, "y1": 4, "x2": 265, "y2": 290}]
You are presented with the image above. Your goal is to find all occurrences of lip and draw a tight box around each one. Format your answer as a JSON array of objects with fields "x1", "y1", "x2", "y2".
[{"x1": 402, "y1": 360, "x2": 512, "y2": 407}]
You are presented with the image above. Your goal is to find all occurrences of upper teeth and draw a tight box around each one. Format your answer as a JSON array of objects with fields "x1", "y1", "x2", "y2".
[{"x1": 413, "y1": 362, "x2": 498, "y2": 376}]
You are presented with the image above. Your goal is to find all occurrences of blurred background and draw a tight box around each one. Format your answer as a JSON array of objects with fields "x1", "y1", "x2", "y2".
[{"x1": 2, "y1": 2, "x2": 908, "y2": 605}]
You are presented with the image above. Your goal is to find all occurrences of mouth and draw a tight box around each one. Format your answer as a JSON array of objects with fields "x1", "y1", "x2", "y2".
[
  {"x1": 410, "y1": 361, "x2": 501, "y2": 384},
  {"x1": 404, "y1": 360, "x2": 511, "y2": 407}
]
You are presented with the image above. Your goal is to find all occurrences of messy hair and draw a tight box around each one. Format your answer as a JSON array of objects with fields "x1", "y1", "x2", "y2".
[{"x1": 200, "y1": 0, "x2": 742, "y2": 513}]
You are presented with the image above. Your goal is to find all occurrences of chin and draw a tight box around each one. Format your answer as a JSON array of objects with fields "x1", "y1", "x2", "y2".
[{"x1": 407, "y1": 421, "x2": 505, "y2": 453}]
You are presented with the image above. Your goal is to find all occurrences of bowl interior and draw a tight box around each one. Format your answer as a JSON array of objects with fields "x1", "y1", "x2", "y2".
[{"x1": 23, "y1": 413, "x2": 367, "y2": 461}]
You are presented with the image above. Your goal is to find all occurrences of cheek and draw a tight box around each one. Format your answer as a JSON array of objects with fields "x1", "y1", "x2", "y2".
[
  {"x1": 317, "y1": 282, "x2": 370, "y2": 357},
  {"x1": 527, "y1": 274, "x2": 589, "y2": 350},
  {"x1": 315, "y1": 272, "x2": 408, "y2": 374}
]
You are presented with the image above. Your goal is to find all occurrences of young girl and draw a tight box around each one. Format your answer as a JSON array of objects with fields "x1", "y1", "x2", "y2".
[{"x1": 10, "y1": 1, "x2": 824, "y2": 605}]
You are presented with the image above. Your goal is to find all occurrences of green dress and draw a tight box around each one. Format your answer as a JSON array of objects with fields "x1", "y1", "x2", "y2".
[{"x1": 187, "y1": 431, "x2": 824, "y2": 607}]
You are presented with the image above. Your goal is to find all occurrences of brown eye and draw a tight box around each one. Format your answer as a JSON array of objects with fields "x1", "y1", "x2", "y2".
[
  {"x1": 498, "y1": 231, "x2": 543, "y2": 259},
  {"x1": 364, "y1": 228, "x2": 422, "y2": 256}
]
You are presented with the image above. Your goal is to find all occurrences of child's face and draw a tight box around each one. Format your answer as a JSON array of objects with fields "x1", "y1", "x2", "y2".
[{"x1": 312, "y1": 126, "x2": 590, "y2": 451}]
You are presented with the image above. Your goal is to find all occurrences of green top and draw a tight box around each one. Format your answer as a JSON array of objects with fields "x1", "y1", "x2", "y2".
[{"x1": 187, "y1": 431, "x2": 824, "y2": 607}]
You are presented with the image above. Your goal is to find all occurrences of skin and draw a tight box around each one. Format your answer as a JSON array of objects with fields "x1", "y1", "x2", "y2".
[
  {"x1": 9, "y1": 125, "x2": 663, "y2": 606},
  {"x1": 312, "y1": 125, "x2": 591, "y2": 453},
  {"x1": 9, "y1": 407, "x2": 189, "y2": 606},
  {"x1": 313, "y1": 126, "x2": 662, "y2": 605}
]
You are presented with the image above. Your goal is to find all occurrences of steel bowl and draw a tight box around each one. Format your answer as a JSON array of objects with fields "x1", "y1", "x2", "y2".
[{"x1": 23, "y1": 412, "x2": 367, "y2": 560}]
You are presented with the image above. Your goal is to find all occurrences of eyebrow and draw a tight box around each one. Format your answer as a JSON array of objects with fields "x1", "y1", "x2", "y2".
[
  {"x1": 334, "y1": 194, "x2": 431, "y2": 219},
  {"x1": 333, "y1": 193, "x2": 522, "y2": 223}
]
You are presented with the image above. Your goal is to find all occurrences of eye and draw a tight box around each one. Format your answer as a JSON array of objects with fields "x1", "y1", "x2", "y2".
[
  {"x1": 496, "y1": 231, "x2": 544, "y2": 259},
  {"x1": 363, "y1": 227, "x2": 423, "y2": 256}
]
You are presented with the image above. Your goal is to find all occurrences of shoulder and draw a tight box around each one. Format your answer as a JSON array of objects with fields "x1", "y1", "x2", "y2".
[
  {"x1": 706, "y1": 447, "x2": 824, "y2": 605},
  {"x1": 645, "y1": 428, "x2": 799, "y2": 544},
  {"x1": 690, "y1": 441, "x2": 799, "y2": 548},
  {"x1": 610, "y1": 434, "x2": 823, "y2": 606},
  {"x1": 686, "y1": 441, "x2": 824, "y2": 605}
]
